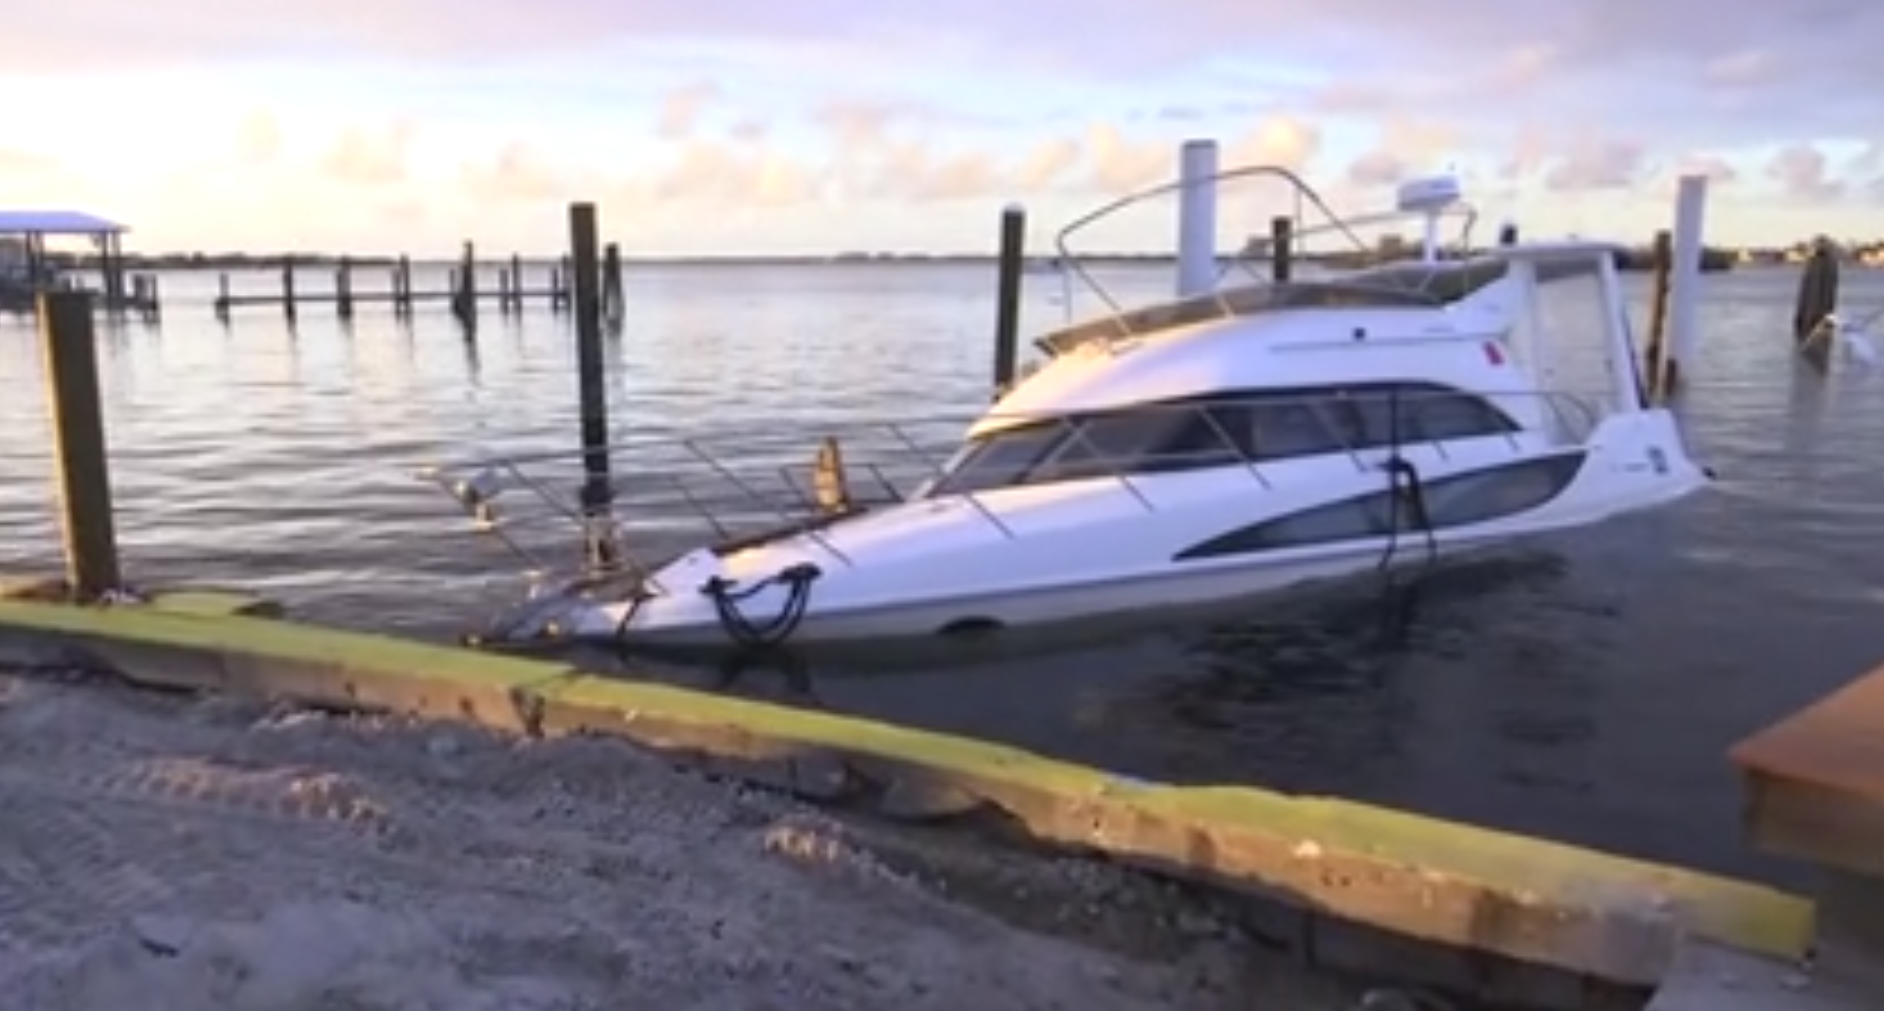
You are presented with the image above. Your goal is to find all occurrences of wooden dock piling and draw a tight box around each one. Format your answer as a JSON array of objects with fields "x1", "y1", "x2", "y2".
[
  {"x1": 602, "y1": 243, "x2": 624, "y2": 328},
  {"x1": 335, "y1": 256, "x2": 355, "y2": 321},
  {"x1": 36, "y1": 290, "x2": 122, "y2": 599},
  {"x1": 991, "y1": 204, "x2": 1026, "y2": 396},
  {"x1": 1270, "y1": 216, "x2": 1293, "y2": 282},
  {"x1": 1644, "y1": 230, "x2": 1674, "y2": 399},
  {"x1": 567, "y1": 203, "x2": 616, "y2": 571},
  {"x1": 131, "y1": 275, "x2": 160, "y2": 322},
  {"x1": 210, "y1": 250, "x2": 576, "y2": 320},
  {"x1": 451, "y1": 241, "x2": 478, "y2": 331},
  {"x1": 395, "y1": 255, "x2": 413, "y2": 316},
  {"x1": 280, "y1": 260, "x2": 299, "y2": 324},
  {"x1": 1794, "y1": 238, "x2": 1840, "y2": 359}
]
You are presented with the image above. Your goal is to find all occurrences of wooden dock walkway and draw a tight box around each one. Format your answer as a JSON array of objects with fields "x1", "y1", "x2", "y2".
[{"x1": 1644, "y1": 665, "x2": 1884, "y2": 1007}]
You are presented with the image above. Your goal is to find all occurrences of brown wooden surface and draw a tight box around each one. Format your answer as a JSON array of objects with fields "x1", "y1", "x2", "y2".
[
  {"x1": 1742, "y1": 771, "x2": 1884, "y2": 877},
  {"x1": 1732, "y1": 666, "x2": 1884, "y2": 799},
  {"x1": 38, "y1": 291, "x2": 122, "y2": 598},
  {"x1": 1732, "y1": 665, "x2": 1884, "y2": 874}
]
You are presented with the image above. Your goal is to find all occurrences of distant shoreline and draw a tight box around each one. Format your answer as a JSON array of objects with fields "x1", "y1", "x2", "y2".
[{"x1": 37, "y1": 246, "x2": 1745, "y2": 273}]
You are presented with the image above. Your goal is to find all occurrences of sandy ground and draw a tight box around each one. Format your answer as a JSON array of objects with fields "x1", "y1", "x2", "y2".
[{"x1": 0, "y1": 667, "x2": 1373, "y2": 1011}]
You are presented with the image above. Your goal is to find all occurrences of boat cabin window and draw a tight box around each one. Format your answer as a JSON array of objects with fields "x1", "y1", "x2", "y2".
[
  {"x1": 930, "y1": 382, "x2": 1519, "y2": 496},
  {"x1": 1174, "y1": 452, "x2": 1587, "y2": 559}
]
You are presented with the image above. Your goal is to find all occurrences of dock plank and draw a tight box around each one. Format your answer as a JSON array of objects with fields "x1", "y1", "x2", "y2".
[{"x1": 1731, "y1": 666, "x2": 1884, "y2": 876}]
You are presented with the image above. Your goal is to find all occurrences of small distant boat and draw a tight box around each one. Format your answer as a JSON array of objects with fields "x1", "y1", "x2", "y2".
[
  {"x1": 425, "y1": 166, "x2": 1711, "y2": 652},
  {"x1": 1023, "y1": 256, "x2": 1064, "y2": 275}
]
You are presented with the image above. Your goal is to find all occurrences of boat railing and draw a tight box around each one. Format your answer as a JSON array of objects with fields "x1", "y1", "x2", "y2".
[
  {"x1": 413, "y1": 387, "x2": 1608, "y2": 584},
  {"x1": 1051, "y1": 163, "x2": 1481, "y2": 324}
]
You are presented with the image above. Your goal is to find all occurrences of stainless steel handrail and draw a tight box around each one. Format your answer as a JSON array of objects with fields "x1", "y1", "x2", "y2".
[{"x1": 413, "y1": 386, "x2": 1611, "y2": 566}]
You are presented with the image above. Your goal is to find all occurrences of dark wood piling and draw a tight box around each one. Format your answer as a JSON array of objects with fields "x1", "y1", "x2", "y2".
[
  {"x1": 215, "y1": 274, "x2": 231, "y2": 322},
  {"x1": 602, "y1": 242, "x2": 625, "y2": 329},
  {"x1": 280, "y1": 259, "x2": 298, "y2": 324},
  {"x1": 335, "y1": 256, "x2": 355, "y2": 321},
  {"x1": 395, "y1": 255, "x2": 413, "y2": 316},
  {"x1": 36, "y1": 290, "x2": 122, "y2": 599},
  {"x1": 1644, "y1": 230, "x2": 1674, "y2": 399},
  {"x1": 1270, "y1": 216, "x2": 1293, "y2": 282},
  {"x1": 508, "y1": 253, "x2": 525, "y2": 313},
  {"x1": 98, "y1": 234, "x2": 126, "y2": 319},
  {"x1": 992, "y1": 204, "x2": 1026, "y2": 396},
  {"x1": 452, "y1": 241, "x2": 478, "y2": 331},
  {"x1": 1794, "y1": 238, "x2": 1840, "y2": 364},
  {"x1": 131, "y1": 275, "x2": 160, "y2": 323},
  {"x1": 567, "y1": 203, "x2": 616, "y2": 570}
]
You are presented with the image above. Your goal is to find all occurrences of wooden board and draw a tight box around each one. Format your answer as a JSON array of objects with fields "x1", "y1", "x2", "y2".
[{"x1": 1732, "y1": 666, "x2": 1884, "y2": 876}]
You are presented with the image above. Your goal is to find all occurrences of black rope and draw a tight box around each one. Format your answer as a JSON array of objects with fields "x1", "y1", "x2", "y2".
[
  {"x1": 699, "y1": 562, "x2": 822, "y2": 648},
  {"x1": 1376, "y1": 392, "x2": 1438, "y2": 574},
  {"x1": 613, "y1": 587, "x2": 652, "y2": 641}
]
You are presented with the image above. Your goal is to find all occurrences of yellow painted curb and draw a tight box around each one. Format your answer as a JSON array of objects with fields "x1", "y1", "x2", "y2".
[
  {"x1": 0, "y1": 598, "x2": 570, "y2": 733},
  {"x1": 0, "y1": 598, "x2": 1815, "y2": 989},
  {"x1": 535, "y1": 675, "x2": 1813, "y2": 982}
]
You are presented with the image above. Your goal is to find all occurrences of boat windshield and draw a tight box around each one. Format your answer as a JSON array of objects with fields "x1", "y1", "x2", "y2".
[{"x1": 1036, "y1": 260, "x2": 1511, "y2": 357}]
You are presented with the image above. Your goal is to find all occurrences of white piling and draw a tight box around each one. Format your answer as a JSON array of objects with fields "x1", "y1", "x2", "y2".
[
  {"x1": 1667, "y1": 174, "x2": 1708, "y2": 382},
  {"x1": 1175, "y1": 139, "x2": 1219, "y2": 298}
]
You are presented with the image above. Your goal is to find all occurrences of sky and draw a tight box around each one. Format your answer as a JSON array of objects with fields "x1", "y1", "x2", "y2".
[{"x1": 2, "y1": 1, "x2": 1881, "y2": 256}]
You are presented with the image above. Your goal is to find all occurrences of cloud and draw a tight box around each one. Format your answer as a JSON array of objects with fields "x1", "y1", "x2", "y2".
[
  {"x1": 656, "y1": 81, "x2": 723, "y2": 140},
  {"x1": 728, "y1": 118, "x2": 770, "y2": 144},
  {"x1": 1541, "y1": 137, "x2": 1650, "y2": 193},
  {"x1": 1673, "y1": 154, "x2": 1739, "y2": 186},
  {"x1": 233, "y1": 109, "x2": 282, "y2": 166},
  {"x1": 1346, "y1": 151, "x2": 1406, "y2": 189},
  {"x1": 459, "y1": 140, "x2": 579, "y2": 203},
  {"x1": 318, "y1": 120, "x2": 418, "y2": 186},
  {"x1": 0, "y1": 2, "x2": 867, "y2": 74},
  {"x1": 632, "y1": 139, "x2": 821, "y2": 207},
  {"x1": 1766, "y1": 144, "x2": 1843, "y2": 203},
  {"x1": 10, "y1": 2, "x2": 1882, "y2": 182},
  {"x1": 1702, "y1": 49, "x2": 1779, "y2": 89}
]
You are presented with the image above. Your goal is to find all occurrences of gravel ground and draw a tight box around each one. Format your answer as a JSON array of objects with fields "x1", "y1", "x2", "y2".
[{"x1": 0, "y1": 668, "x2": 1369, "y2": 1011}]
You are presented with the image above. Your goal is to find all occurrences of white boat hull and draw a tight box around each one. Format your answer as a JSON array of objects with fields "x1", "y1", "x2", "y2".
[{"x1": 548, "y1": 411, "x2": 1706, "y2": 650}]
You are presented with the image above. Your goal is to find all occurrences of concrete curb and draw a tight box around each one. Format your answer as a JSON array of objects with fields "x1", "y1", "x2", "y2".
[{"x1": 0, "y1": 594, "x2": 1815, "y2": 1001}]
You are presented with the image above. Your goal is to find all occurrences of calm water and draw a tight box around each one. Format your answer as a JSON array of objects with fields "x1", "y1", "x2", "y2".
[{"x1": 4, "y1": 261, "x2": 1883, "y2": 888}]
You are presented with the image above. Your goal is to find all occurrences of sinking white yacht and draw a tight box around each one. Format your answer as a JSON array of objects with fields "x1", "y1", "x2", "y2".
[{"x1": 427, "y1": 166, "x2": 1711, "y2": 650}]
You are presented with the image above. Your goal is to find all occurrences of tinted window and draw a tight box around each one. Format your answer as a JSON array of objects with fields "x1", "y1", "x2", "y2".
[
  {"x1": 929, "y1": 383, "x2": 1522, "y2": 497},
  {"x1": 1254, "y1": 398, "x2": 1342, "y2": 459},
  {"x1": 1174, "y1": 452, "x2": 1586, "y2": 559},
  {"x1": 1404, "y1": 390, "x2": 1513, "y2": 442},
  {"x1": 932, "y1": 422, "x2": 1068, "y2": 494}
]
